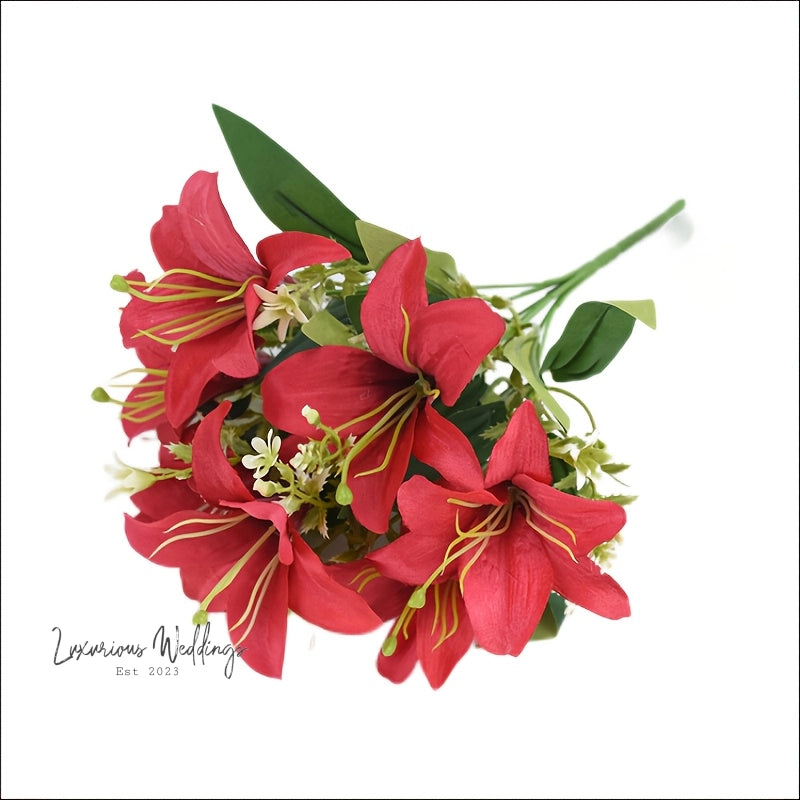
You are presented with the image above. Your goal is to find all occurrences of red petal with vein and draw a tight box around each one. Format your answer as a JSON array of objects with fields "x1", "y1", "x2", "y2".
[
  {"x1": 408, "y1": 297, "x2": 506, "y2": 406},
  {"x1": 377, "y1": 621, "x2": 418, "y2": 685},
  {"x1": 223, "y1": 500, "x2": 292, "y2": 565},
  {"x1": 191, "y1": 401, "x2": 253, "y2": 505},
  {"x1": 550, "y1": 555, "x2": 631, "y2": 619},
  {"x1": 516, "y1": 475, "x2": 626, "y2": 557},
  {"x1": 485, "y1": 399, "x2": 552, "y2": 487},
  {"x1": 261, "y1": 346, "x2": 411, "y2": 436},
  {"x1": 360, "y1": 239, "x2": 428, "y2": 373},
  {"x1": 150, "y1": 205, "x2": 205, "y2": 272},
  {"x1": 326, "y1": 561, "x2": 410, "y2": 622},
  {"x1": 288, "y1": 537, "x2": 381, "y2": 633},
  {"x1": 130, "y1": 478, "x2": 199, "y2": 520},
  {"x1": 462, "y1": 517, "x2": 554, "y2": 656},
  {"x1": 412, "y1": 402, "x2": 484, "y2": 491},
  {"x1": 225, "y1": 549, "x2": 289, "y2": 679},
  {"x1": 180, "y1": 559, "x2": 234, "y2": 611},
  {"x1": 168, "y1": 171, "x2": 263, "y2": 283},
  {"x1": 124, "y1": 509, "x2": 262, "y2": 568},
  {"x1": 164, "y1": 328, "x2": 258, "y2": 429},
  {"x1": 417, "y1": 586, "x2": 474, "y2": 689},
  {"x1": 256, "y1": 232, "x2": 351, "y2": 290},
  {"x1": 347, "y1": 405, "x2": 419, "y2": 533},
  {"x1": 119, "y1": 273, "x2": 242, "y2": 352}
]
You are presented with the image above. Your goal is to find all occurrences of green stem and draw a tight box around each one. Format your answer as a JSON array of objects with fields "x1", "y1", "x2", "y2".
[
  {"x1": 521, "y1": 198, "x2": 685, "y2": 355},
  {"x1": 520, "y1": 200, "x2": 686, "y2": 342}
]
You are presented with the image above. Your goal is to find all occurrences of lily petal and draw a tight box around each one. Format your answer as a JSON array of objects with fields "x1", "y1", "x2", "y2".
[
  {"x1": 347, "y1": 405, "x2": 419, "y2": 533},
  {"x1": 408, "y1": 297, "x2": 506, "y2": 406},
  {"x1": 288, "y1": 537, "x2": 382, "y2": 633},
  {"x1": 462, "y1": 517, "x2": 554, "y2": 656},
  {"x1": 417, "y1": 582, "x2": 474, "y2": 689},
  {"x1": 516, "y1": 475, "x2": 626, "y2": 557},
  {"x1": 360, "y1": 239, "x2": 429, "y2": 373},
  {"x1": 124, "y1": 509, "x2": 263, "y2": 569},
  {"x1": 485, "y1": 399, "x2": 552, "y2": 487},
  {"x1": 191, "y1": 401, "x2": 253, "y2": 505},
  {"x1": 164, "y1": 327, "x2": 259, "y2": 429},
  {"x1": 158, "y1": 171, "x2": 263, "y2": 283},
  {"x1": 549, "y1": 555, "x2": 631, "y2": 620},
  {"x1": 412, "y1": 402, "x2": 484, "y2": 491},
  {"x1": 256, "y1": 231, "x2": 351, "y2": 289},
  {"x1": 261, "y1": 346, "x2": 411, "y2": 436},
  {"x1": 224, "y1": 550, "x2": 289, "y2": 679}
]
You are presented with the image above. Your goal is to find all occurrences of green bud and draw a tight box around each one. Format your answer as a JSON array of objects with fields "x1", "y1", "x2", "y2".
[
  {"x1": 91, "y1": 387, "x2": 111, "y2": 402},
  {"x1": 335, "y1": 482, "x2": 353, "y2": 506},
  {"x1": 301, "y1": 405, "x2": 321, "y2": 426}
]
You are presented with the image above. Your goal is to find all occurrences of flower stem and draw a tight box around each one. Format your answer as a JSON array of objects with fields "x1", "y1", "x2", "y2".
[{"x1": 520, "y1": 199, "x2": 685, "y2": 325}]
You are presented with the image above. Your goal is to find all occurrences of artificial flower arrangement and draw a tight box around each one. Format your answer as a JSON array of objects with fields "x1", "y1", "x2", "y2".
[{"x1": 95, "y1": 105, "x2": 684, "y2": 688}]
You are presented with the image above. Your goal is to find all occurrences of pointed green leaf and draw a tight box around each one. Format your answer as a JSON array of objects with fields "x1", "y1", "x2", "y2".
[
  {"x1": 503, "y1": 333, "x2": 570, "y2": 430},
  {"x1": 354, "y1": 220, "x2": 407, "y2": 268},
  {"x1": 606, "y1": 299, "x2": 657, "y2": 329},
  {"x1": 212, "y1": 104, "x2": 366, "y2": 262},
  {"x1": 301, "y1": 310, "x2": 354, "y2": 346}
]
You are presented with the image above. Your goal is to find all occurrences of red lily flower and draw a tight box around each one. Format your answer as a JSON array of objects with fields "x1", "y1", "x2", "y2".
[
  {"x1": 117, "y1": 171, "x2": 350, "y2": 427},
  {"x1": 261, "y1": 238, "x2": 506, "y2": 533},
  {"x1": 369, "y1": 399, "x2": 630, "y2": 657},
  {"x1": 125, "y1": 401, "x2": 380, "y2": 678}
]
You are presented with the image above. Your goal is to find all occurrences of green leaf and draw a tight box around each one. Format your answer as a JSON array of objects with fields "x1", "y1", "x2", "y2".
[
  {"x1": 606, "y1": 299, "x2": 657, "y2": 329},
  {"x1": 354, "y1": 220, "x2": 407, "y2": 269},
  {"x1": 301, "y1": 310, "x2": 354, "y2": 346},
  {"x1": 354, "y1": 220, "x2": 459, "y2": 295},
  {"x1": 502, "y1": 333, "x2": 570, "y2": 430},
  {"x1": 542, "y1": 301, "x2": 639, "y2": 382},
  {"x1": 212, "y1": 104, "x2": 366, "y2": 262},
  {"x1": 531, "y1": 593, "x2": 567, "y2": 641}
]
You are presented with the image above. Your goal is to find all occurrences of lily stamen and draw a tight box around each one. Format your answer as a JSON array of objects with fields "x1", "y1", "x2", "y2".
[{"x1": 148, "y1": 512, "x2": 250, "y2": 558}]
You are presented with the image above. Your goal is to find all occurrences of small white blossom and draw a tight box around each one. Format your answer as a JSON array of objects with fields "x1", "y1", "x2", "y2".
[
  {"x1": 252, "y1": 284, "x2": 309, "y2": 341},
  {"x1": 242, "y1": 431, "x2": 282, "y2": 478}
]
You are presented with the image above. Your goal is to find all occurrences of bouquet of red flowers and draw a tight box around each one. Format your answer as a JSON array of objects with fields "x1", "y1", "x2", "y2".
[{"x1": 95, "y1": 105, "x2": 684, "y2": 688}]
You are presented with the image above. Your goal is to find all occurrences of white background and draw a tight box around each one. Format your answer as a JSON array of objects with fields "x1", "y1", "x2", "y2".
[{"x1": 2, "y1": 2, "x2": 798, "y2": 798}]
